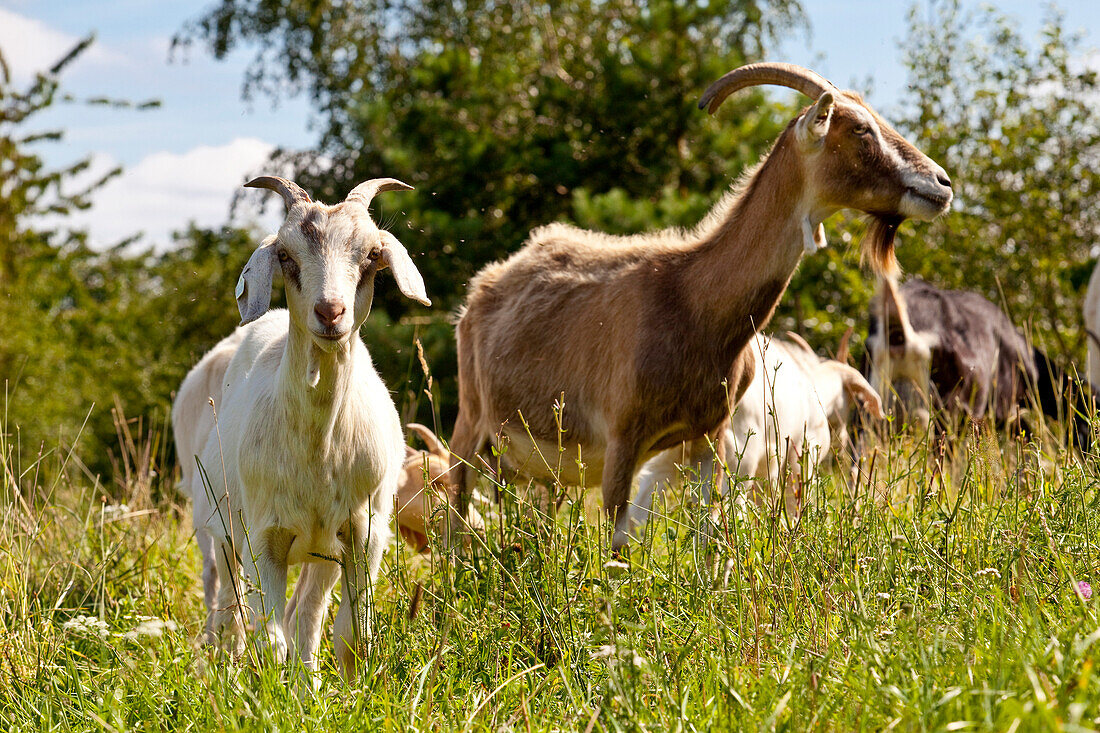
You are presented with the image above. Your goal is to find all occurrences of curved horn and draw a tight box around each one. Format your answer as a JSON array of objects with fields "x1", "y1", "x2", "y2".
[
  {"x1": 784, "y1": 331, "x2": 815, "y2": 354},
  {"x1": 345, "y1": 178, "x2": 414, "y2": 211},
  {"x1": 244, "y1": 176, "x2": 311, "y2": 210},
  {"x1": 699, "y1": 62, "x2": 836, "y2": 114},
  {"x1": 836, "y1": 327, "x2": 854, "y2": 364},
  {"x1": 406, "y1": 423, "x2": 448, "y2": 459}
]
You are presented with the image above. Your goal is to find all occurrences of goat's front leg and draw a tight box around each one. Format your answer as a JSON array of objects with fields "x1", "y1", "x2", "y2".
[
  {"x1": 284, "y1": 560, "x2": 340, "y2": 670},
  {"x1": 243, "y1": 526, "x2": 293, "y2": 664},
  {"x1": 334, "y1": 512, "x2": 387, "y2": 679}
]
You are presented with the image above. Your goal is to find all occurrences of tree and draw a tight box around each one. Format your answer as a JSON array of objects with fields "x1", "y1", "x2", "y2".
[
  {"x1": 177, "y1": 0, "x2": 807, "y2": 310},
  {"x1": 0, "y1": 38, "x2": 169, "y2": 483}
]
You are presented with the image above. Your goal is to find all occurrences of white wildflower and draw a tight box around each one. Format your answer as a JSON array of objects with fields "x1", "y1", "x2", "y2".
[
  {"x1": 592, "y1": 644, "x2": 615, "y2": 660},
  {"x1": 120, "y1": 616, "x2": 178, "y2": 641},
  {"x1": 876, "y1": 592, "x2": 891, "y2": 600},
  {"x1": 101, "y1": 504, "x2": 131, "y2": 521},
  {"x1": 590, "y1": 644, "x2": 645, "y2": 667},
  {"x1": 62, "y1": 614, "x2": 109, "y2": 638},
  {"x1": 975, "y1": 568, "x2": 1001, "y2": 579}
]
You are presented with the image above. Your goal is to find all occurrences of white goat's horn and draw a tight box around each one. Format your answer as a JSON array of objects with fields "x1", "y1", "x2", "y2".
[
  {"x1": 345, "y1": 178, "x2": 414, "y2": 211},
  {"x1": 699, "y1": 62, "x2": 836, "y2": 114},
  {"x1": 785, "y1": 331, "x2": 814, "y2": 354},
  {"x1": 836, "y1": 326, "x2": 854, "y2": 364},
  {"x1": 244, "y1": 176, "x2": 312, "y2": 210}
]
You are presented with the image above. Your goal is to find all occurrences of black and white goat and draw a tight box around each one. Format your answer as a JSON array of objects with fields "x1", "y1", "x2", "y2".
[{"x1": 866, "y1": 277, "x2": 1093, "y2": 446}]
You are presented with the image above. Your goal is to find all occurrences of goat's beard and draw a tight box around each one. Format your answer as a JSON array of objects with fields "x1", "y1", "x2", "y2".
[{"x1": 861, "y1": 215, "x2": 903, "y2": 276}]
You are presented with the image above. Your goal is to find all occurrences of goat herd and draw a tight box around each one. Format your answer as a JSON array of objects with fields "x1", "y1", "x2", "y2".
[{"x1": 167, "y1": 62, "x2": 1090, "y2": 680}]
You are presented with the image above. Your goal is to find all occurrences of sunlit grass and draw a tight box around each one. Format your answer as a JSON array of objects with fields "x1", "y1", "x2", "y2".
[{"x1": 3, "y1": 404, "x2": 1100, "y2": 731}]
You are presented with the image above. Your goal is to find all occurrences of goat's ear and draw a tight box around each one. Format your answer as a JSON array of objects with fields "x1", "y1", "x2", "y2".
[
  {"x1": 839, "y1": 366, "x2": 885, "y2": 420},
  {"x1": 379, "y1": 230, "x2": 431, "y2": 307},
  {"x1": 796, "y1": 91, "x2": 834, "y2": 147},
  {"x1": 236, "y1": 235, "x2": 278, "y2": 326}
]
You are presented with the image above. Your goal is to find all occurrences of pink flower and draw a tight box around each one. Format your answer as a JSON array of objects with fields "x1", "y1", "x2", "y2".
[{"x1": 1076, "y1": 581, "x2": 1092, "y2": 600}]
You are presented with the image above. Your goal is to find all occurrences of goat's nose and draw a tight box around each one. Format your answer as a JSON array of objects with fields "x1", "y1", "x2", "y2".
[
  {"x1": 314, "y1": 300, "x2": 346, "y2": 328},
  {"x1": 937, "y1": 172, "x2": 952, "y2": 188}
]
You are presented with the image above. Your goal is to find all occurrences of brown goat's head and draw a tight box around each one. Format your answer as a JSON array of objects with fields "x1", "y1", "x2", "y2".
[
  {"x1": 700, "y1": 63, "x2": 952, "y2": 274},
  {"x1": 237, "y1": 176, "x2": 429, "y2": 351}
]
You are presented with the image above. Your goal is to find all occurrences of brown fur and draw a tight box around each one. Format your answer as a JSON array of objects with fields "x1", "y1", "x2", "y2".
[
  {"x1": 398, "y1": 423, "x2": 483, "y2": 550},
  {"x1": 450, "y1": 80, "x2": 950, "y2": 549}
]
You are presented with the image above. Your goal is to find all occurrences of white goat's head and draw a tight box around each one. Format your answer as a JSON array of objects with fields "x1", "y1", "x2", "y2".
[
  {"x1": 700, "y1": 63, "x2": 953, "y2": 272},
  {"x1": 236, "y1": 176, "x2": 430, "y2": 350},
  {"x1": 865, "y1": 277, "x2": 939, "y2": 427}
]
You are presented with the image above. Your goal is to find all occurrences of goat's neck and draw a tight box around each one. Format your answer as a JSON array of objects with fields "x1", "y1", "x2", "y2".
[
  {"x1": 277, "y1": 319, "x2": 356, "y2": 412},
  {"x1": 686, "y1": 134, "x2": 832, "y2": 356}
]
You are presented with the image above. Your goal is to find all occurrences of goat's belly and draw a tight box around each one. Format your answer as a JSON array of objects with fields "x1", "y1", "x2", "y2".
[
  {"x1": 285, "y1": 525, "x2": 345, "y2": 566},
  {"x1": 496, "y1": 430, "x2": 605, "y2": 487},
  {"x1": 263, "y1": 482, "x2": 379, "y2": 565}
]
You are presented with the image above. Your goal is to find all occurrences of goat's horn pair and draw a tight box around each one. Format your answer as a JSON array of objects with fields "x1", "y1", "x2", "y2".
[
  {"x1": 244, "y1": 176, "x2": 312, "y2": 209},
  {"x1": 699, "y1": 62, "x2": 836, "y2": 114},
  {"x1": 345, "y1": 178, "x2": 414, "y2": 211}
]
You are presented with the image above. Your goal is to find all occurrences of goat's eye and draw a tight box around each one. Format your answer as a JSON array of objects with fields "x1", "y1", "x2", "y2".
[
  {"x1": 853, "y1": 124, "x2": 870, "y2": 136},
  {"x1": 367, "y1": 249, "x2": 381, "y2": 262},
  {"x1": 277, "y1": 250, "x2": 290, "y2": 263}
]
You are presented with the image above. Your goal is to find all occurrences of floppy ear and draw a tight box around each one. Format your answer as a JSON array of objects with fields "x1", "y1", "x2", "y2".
[
  {"x1": 379, "y1": 230, "x2": 431, "y2": 306},
  {"x1": 837, "y1": 365, "x2": 885, "y2": 420},
  {"x1": 236, "y1": 235, "x2": 278, "y2": 325},
  {"x1": 795, "y1": 91, "x2": 834, "y2": 147}
]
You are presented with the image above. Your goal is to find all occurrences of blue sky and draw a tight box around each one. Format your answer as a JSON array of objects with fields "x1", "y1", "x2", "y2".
[{"x1": 2, "y1": 0, "x2": 1097, "y2": 249}]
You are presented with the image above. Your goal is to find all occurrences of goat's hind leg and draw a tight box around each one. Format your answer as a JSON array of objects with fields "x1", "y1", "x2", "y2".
[
  {"x1": 195, "y1": 525, "x2": 220, "y2": 645},
  {"x1": 447, "y1": 410, "x2": 489, "y2": 548},
  {"x1": 211, "y1": 535, "x2": 246, "y2": 657}
]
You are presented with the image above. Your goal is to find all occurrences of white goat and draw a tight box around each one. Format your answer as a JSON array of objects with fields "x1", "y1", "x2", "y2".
[
  {"x1": 450, "y1": 62, "x2": 952, "y2": 551},
  {"x1": 195, "y1": 175, "x2": 429, "y2": 677},
  {"x1": 631, "y1": 333, "x2": 883, "y2": 528},
  {"x1": 174, "y1": 367, "x2": 473, "y2": 640}
]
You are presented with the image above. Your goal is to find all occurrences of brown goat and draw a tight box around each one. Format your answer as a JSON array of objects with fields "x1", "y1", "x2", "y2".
[{"x1": 450, "y1": 62, "x2": 953, "y2": 551}]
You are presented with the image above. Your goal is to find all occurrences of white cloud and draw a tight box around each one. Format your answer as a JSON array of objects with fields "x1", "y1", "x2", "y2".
[
  {"x1": 67, "y1": 137, "x2": 282, "y2": 251},
  {"x1": 0, "y1": 8, "x2": 122, "y2": 84}
]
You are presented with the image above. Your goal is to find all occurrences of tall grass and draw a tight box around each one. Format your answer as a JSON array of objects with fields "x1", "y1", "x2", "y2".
[{"x1": 3, "y1": 397, "x2": 1100, "y2": 731}]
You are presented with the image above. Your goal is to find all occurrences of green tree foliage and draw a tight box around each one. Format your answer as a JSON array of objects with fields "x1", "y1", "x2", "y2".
[
  {"x1": 175, "y1": 0, "x2": 808, "y2": 429},
  {"x1": 0, "y1": 38, "x2": 232, "y2": 485},
  {"x1": 177, "y1": 0, "x2": 807, "y2": 309}
]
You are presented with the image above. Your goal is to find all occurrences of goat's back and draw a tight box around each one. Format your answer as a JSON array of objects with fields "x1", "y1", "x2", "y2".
[
  {"x1": 172, "y1": 328, "x2": 246, "y2": 497},
  {"x1": 898, "y1": 279, "x2": 1036, "y2": 420}
]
